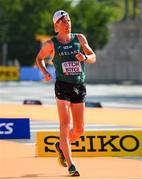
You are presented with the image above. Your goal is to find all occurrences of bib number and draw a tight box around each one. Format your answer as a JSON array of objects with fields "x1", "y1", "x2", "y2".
[{"x1": 62, "y1": 61, "x2": 82, "y2": 75}]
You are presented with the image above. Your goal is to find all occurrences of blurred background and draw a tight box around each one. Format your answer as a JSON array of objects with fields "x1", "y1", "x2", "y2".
[{"x1": 0, "y1": 0, "x2": 142, "y2": 108}]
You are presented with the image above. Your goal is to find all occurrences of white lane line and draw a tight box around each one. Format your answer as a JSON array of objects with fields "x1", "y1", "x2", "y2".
[{"x1": 30, "y1": 121, "x2": 142, "y2": 130}]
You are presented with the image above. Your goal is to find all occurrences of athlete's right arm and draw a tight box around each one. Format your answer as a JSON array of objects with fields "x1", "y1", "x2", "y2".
[{"x1": 36, "y1": 40, "x2": 55, "y2": 81}]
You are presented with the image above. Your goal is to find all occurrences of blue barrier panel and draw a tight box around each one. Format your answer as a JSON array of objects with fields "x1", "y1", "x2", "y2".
[
  {"x1": 20, "y1": 66, "x2": 56, "y2": 81},
  {"x1": 20, "y1": 67, "x2": 42, "y2": 81},
  {"x1": 0, "y1": 118, "x2": 30, "y2": 139}
]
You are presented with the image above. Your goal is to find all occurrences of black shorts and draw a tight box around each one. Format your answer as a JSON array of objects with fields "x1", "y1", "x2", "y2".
[{"x1": 55, "y1": 81, "x2": 86, "y2": 103}]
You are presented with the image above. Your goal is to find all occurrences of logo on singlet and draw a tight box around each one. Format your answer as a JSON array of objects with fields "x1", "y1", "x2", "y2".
[{"x1": 63, "y1": 45, "x2": 72, "y2": 49}]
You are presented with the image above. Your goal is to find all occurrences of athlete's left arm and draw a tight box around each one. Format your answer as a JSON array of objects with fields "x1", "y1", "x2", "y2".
[{"x1": 76, "y1": 34, "x2": 96, "y2": 64}]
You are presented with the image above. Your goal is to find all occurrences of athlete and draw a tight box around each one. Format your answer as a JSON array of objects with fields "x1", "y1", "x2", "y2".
[{"x1": 36, "y1": 10, "x2": 96, "y2": 176}]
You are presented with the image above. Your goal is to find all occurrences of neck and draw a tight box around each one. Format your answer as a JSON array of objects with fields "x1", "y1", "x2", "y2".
[{"x1": 57, "y1": 32, "x2": 71, "y2": 44}]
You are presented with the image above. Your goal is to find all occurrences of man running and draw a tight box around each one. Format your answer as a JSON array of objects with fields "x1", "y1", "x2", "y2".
[{"x1": 36, "y1": 10, "x2": 96, "y2": 176}]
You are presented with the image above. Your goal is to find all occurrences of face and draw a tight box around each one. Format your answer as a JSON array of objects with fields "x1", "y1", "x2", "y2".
[{"x1": 55, "y1": 15, "x2": 71, "y2": 33}]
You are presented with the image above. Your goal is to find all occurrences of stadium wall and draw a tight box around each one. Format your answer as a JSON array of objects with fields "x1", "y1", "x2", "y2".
[{"x1": 86, "y1": 20, "x2": 142, "y2": 84}]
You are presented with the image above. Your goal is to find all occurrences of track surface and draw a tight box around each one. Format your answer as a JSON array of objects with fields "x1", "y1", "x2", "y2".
[{"x1": 0, "y1": 104, "x2": 142, "y2": 179}]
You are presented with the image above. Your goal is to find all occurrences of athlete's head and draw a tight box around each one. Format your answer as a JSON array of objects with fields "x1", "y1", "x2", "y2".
[{"x1": 53, "y1": 10, "x2": 71, "y2": 33}]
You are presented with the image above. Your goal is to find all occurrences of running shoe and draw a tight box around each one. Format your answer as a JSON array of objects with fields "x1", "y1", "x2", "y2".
[
  {"x1": 68, "y1": 164, "x2": 80, "y2": 176},
  {"x1": 55, "y1": 142, "x2": 67, "y2": 167}
]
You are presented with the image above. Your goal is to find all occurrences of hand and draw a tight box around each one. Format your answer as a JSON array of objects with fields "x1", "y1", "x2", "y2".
[
  {"x1": 75, "y1": 52, "x2": 86, "y2": 62},
  {"x1": 43, "y1": 72, "x2": 51, "y2": 81}
]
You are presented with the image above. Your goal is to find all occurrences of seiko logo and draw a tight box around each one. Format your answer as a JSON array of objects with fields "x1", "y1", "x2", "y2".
[
  {"x1": 43, "y1": 135, "x2": 140, "y2": 153},
  {"x1": 0, "y1": 123, "x2": 14, "y2": 135}
]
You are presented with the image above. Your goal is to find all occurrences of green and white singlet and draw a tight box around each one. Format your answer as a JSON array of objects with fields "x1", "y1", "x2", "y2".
[{"x1": 52, "y1": 33, "x2": 85, "y2": 84}]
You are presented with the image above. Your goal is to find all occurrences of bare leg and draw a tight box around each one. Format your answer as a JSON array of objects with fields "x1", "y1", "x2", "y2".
[
  {"x1": 56, "y1": 98, "x2": 74, "y2": 167},
  {"x1": 70, "y1": 102, "x2": 85, "y2": 142}
]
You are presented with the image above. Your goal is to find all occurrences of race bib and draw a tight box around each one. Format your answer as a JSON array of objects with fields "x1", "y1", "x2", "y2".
[{"x1": 62, "y1": 61, "x2": 82, "y2": 75}]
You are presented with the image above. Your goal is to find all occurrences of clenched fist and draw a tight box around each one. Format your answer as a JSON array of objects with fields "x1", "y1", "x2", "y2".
[
  {"x1": 44, "y1": 72, "x2": 51, "y2": 81},
  {"x1": 75, "y1": 52, "x2": 87, "y2": 62}
]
